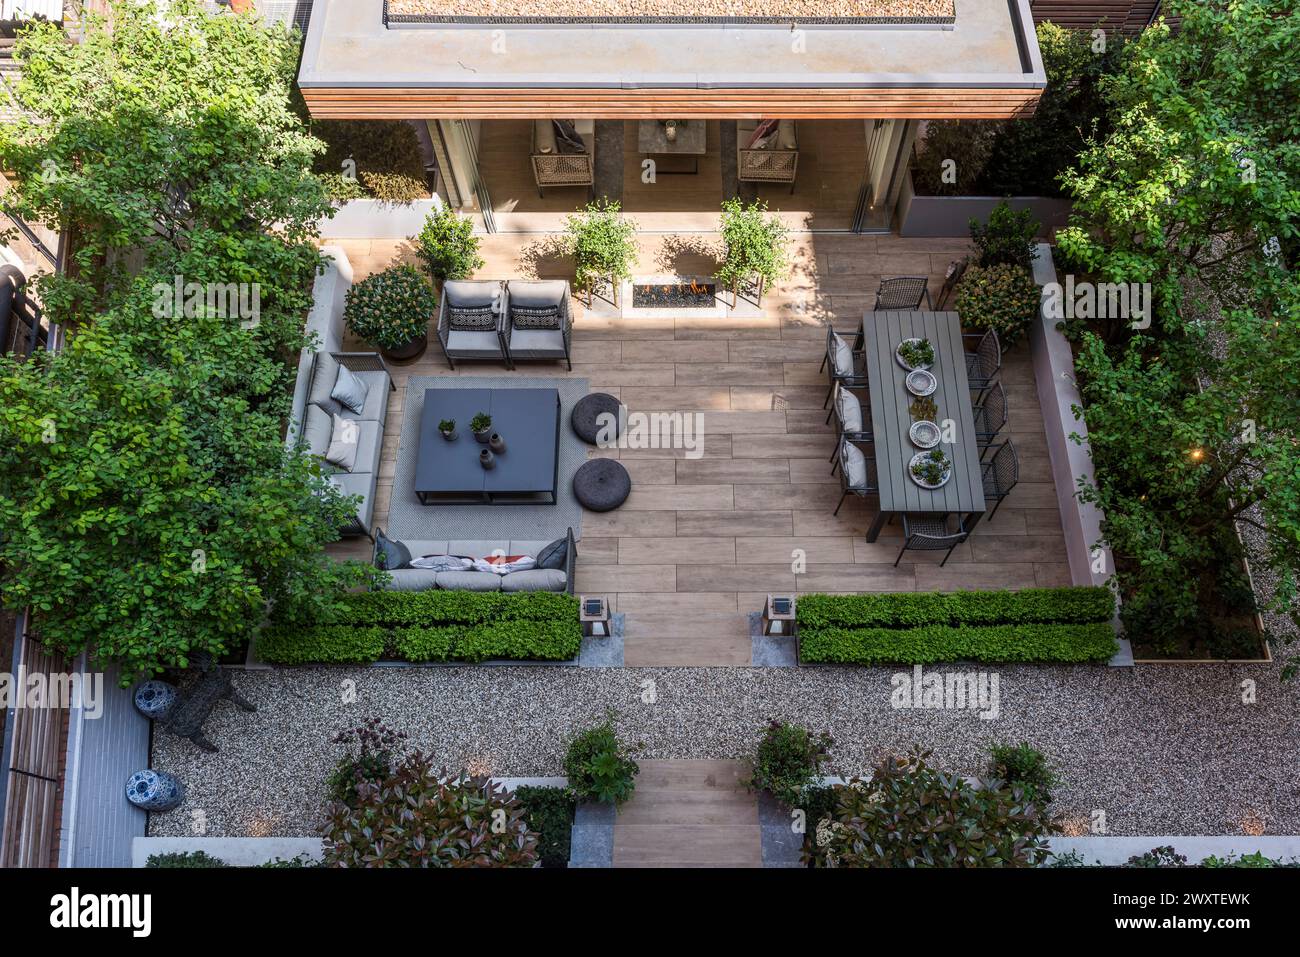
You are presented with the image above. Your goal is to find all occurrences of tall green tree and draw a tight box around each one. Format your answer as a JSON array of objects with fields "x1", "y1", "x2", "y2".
[
  {"x1": 1055, "y1": 0, "x2": 1300, "y2": 660},
  {"x1": 0, "y1": 1, "x2": 376, "y2": 680}
]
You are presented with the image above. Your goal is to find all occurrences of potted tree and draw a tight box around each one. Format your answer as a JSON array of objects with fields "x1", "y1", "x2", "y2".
[
  {"x1": 715, "y1": 198, "x2": 790, "y2": 307},
  {"x1": 343, "y1": 264, "x2": 436, "y2": 362},
  {"x1": 413, "y1": 205, "x2": 485, "y2": 289},
  {"x1": 563, "y1": 198, "x2": 638, "y2": 307}
]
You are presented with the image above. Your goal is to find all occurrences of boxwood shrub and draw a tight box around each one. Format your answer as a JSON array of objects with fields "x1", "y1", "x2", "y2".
[
  {"x1": 259, "y1": 592, "x2": 582, "y2": 664},
  {"x1": 798, "y1": 623, "x2": 1118, "y2": 665},
  {"x1": 796, "y1": 587, "x2": 1114, "y2": 631},
  {"x1": 515, "y1": 785, "x2": 577, "y2": 869}
]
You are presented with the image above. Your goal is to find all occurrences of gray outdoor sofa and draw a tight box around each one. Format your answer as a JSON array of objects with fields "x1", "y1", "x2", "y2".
[
  {"x1": 289, "y1": 247, "x2": 395, "y2": 538},
  {"x1": 372, "y1": 527, "x2": 577, "y2": 594}
]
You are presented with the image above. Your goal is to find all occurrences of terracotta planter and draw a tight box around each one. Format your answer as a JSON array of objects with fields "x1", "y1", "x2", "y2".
[{"x1": 380, "y1": 331, "x2": 428, "y2": 364}]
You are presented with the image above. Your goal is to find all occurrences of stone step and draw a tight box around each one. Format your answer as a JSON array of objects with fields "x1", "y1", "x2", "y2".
[{"x1": 613, "y1": 825, "x2": 763, "y2": 867}]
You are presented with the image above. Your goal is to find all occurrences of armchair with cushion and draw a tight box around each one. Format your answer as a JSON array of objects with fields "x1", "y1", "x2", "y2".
[
  {"x1": 737, "y1": 118, "x2": 799, "y2": 191},
  {"x1": 531, "y1": 119, "x2": 595, "y2": 197},
  {"x1": 436, "y1": 280, "x2": 510, "y2": 370},
  {"x1": 503, "y1": 279, "x2": 572, "y2": 370}
]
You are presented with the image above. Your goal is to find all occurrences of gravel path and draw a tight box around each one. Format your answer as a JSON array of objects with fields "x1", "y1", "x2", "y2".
[
  {"x1": 151, "y1": 661, "x2": 1300, "y2": 838},
  {"x1": 388, "y1": 0, "x2": 954, "y2": 20}
]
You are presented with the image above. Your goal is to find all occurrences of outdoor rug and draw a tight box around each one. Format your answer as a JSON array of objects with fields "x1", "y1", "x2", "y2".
[{"x1": 386, "y1": 375, "x2": 589, "y2": 542}]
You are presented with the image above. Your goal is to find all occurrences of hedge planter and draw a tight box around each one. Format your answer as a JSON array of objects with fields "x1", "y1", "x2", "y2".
[{"x1": 898, "y1": 172, "x2": 1071, "y2": 239}]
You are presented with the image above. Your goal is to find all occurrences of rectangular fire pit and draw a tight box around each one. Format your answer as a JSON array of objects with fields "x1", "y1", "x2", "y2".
[{"x1": 632, "y1": 280, "x2": 718, "y2": 310}]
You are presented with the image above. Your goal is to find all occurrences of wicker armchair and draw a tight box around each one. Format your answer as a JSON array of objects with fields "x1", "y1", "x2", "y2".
[
  {"x1": 531, "y1": 120, "x2": 595, "y2": 197},
  {"x1": 737, "y1": 119, "x2": 799, "y2": 192},
  {"x1": 502, "y1": 280, "x2": 573, "y2": 371}
]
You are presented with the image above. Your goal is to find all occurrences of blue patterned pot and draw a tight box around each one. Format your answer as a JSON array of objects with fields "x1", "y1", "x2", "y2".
[
  {"x1": 126, "y1": 769, "x2": 184, "y2": 812},
  {"x1": 133, "y1": 680, "x2": 178, "y2": 721}
]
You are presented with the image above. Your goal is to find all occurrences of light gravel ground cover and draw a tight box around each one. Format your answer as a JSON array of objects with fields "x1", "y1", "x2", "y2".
[
  {"x1": 387, "y1": 0, "x2": 953, "y2": 19},
  {"x1": 152, "y1": 660, "x2": 1300, "y2": 838}
]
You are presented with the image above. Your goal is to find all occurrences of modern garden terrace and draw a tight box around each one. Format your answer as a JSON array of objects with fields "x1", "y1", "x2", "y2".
[{"x1": 323, "y1": 230, "x2": 1073, "y2": 666}]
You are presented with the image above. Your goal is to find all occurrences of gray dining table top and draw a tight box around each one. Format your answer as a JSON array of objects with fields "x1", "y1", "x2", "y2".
[{"x1": 860, "y1": 310, "x2": 985, "y2": 517}]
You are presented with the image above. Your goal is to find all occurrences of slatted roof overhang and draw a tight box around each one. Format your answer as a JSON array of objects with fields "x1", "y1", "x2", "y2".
[{"x1": 298, "y1": 0, "x2": 1046, "y2": 120}]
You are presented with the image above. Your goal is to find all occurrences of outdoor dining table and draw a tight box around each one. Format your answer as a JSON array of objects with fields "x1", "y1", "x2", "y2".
[{"x1": 859, "y1": 310, "x2": 986, "y2": 542}]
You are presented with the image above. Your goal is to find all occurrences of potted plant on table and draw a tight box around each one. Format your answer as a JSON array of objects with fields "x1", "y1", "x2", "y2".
[
  {"x1": 413, "y1": 205, "x2": 485, "y2": 288},
  {"x1": 343, "y1": 263, "x2": 436, "y2": 362},
  {"x1": 715, "y1": 198, "x2": 791, "y2": 307},
  {"x1": 470, "y1": 412, "x2": 492, "y2": 443},
  {"x1": 438, "y1": 419, "x2": 457, "y2": 441},
  {"x1": 563, "y1": 198, "x2": 638, "y2": 307}
]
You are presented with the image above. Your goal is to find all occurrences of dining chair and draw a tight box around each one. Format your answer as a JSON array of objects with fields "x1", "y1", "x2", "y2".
[
  {"x1": 981, "y1": 440, "x2": 1020, "y2": 522},
  {"x1": 821, "y1": 326, "x2": 868, "y2": 408},
  {"x1": 893, "y1": 513, "x2": 969, "y2": 567},
  {"x1": 874, "y1": 277, "x2": 933, "y2": 312},
  {"x1": 971, "y1": 381, "x2": 1008, "y2": 452},
  {"x1": 825, "y1": 381, "x2": 873, "y2": 458},
  {"x1": 830, "y1": 439, "x2": 879, "y2": 516},
  {"x1": 962, "y1": 328, "x2": 1001, "y2": 401}
]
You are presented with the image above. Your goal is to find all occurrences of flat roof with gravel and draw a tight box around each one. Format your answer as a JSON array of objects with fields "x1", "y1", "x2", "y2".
[{"x1": 386, "y1": 0, "x2": 956, "y2": 21}]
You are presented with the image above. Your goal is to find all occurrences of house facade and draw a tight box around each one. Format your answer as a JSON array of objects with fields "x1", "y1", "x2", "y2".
[{"x1": 297, "y1": 0, "x2": 1050, "y2": 233}]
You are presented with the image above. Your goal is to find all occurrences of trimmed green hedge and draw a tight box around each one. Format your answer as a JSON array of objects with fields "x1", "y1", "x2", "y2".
[
  {"x1": 795, "y1": 588, "x2": 1117, "y2": 665},
  {"x1": 796, "y1": 587, "x2": 1115, "y2": 630},
  {"x1": 799, "y1": 623, "x2": 1119, "y2": 665},
  {"x1": 259, "y1": 592, "x2": 581, "y2": 664}
]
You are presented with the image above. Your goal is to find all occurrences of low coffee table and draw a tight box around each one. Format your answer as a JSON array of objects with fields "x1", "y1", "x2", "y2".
[{"x1": 415, "y1": 388, "x2": 560, "y2": 505}]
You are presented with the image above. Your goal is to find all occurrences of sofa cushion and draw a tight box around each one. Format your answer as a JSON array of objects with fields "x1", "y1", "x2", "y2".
[
  {"x1": 446, "y1": 330, "x2": 502, "y2": 354},
  {"x1": 383, "y1": 568, "x2": 439, "y2": 591},
  {"x1": 535, "y1": 537, "x2": 568, "y2": 570},
  {"x1": 435, "y1": 570, "x2": 502, "y2": 592},
  {"x1": 447, "y1": 540, "x2": 511, "y2": 558},
  {"x1": 501, "y1": 569, "x2": 568, "y2": 592},
  {"x1": 325, "y1": 413, "x2": 361, "y2": 470},
  {"x1": 533, "y1": 118, "x2": 556, "y2": 154},
  {"x1": 374, "y1": 529, "x2": 411, "y2": 570},
  {"x1": 511, "y1": 305, "x2": 561, "y2": 330},
  {"x1": 326, "y1": 469, "x2": 377, "y2": 533},
  {"x1": 337, "y1": 370, "x2": 390, "y2": 427},
  {"x1": 303, "y1": 404, "x2": 333, "y2": 457},
  {"x1": 331, "y1": 364, "x2": 370, "y2": 415},
  {"x1": 449, "y1": 304, "x2": 497, "y2": 331},
  {"x1": 836, "y1": 386, "x2": 863, "y2": 433},
  {"x1": 507, "y1": 280, "x2": 566, "y2": 309},
  {"x1": 398, "y1": 540, "x2": 451, "y2": 558},
  {"x1": 443, "y1": 280, "x2": 500, "y2": 309},
  {"x1": 842, "y1": 440, "x2": 867, "y2": 488},
  {"x1": 831, "y1": 333, "x2": 855, "y2": 377},
  {"x1": 777, "y1": 119, "x2": 797, "y2": 150},
  {"x1": 308, "y1": 352, "x2": 343, "y2": 416},
  {"x1": 507, "y1": 328, "x2": 565, "y2": 353},
  {"x1": 350, "y1": 419, "x2": 383, "y2": 475}
]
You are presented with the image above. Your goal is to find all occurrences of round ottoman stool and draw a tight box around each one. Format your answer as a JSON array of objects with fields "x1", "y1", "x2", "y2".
[
  {"x1": 126, "y1": 769, "x2": 185, "y2": 812},
  {"x1": 573, "y1": 458, "x2": 632, "y2": 512},
  {"x1": 571, "y1": 393, "x2": 624, "y2": 446},
  {"x1": 133, "y1": 680, "x2": 178, "y2": 721}
]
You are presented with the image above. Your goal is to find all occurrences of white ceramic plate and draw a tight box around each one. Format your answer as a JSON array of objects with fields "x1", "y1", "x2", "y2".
[
  {"x1": 909, "y1": 420, "x2": 941, "y2": 449},
  {"x1": 905, "y1": 369, "x2": 938, "y2": 397},
  {"x1": 908, "y1": 450, "x2": 952, "y2": 489},
  {"x1": 895, "y1": 337, "x2": 934, "y2": 371}
]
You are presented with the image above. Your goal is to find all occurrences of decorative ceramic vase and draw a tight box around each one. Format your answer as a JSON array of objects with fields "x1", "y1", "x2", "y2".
[
  {"x1": 488, "y1": 432, "x2": 506, "y2": 453},
  {"x1": 665, "y1": 121, "x2": 678, "y2": 143},
  {"x1": 133, "y1": 681, "x2": 178, "y2": 721},
  {"x1": 440, "y1": 427, "x2": 457, "y2": 442},
  {"x1": 126, "y1": 769, "x2": 185, "y2": 812},
  {"x1": 479, "y1": 449, "x2": 495, "y2": 469}
]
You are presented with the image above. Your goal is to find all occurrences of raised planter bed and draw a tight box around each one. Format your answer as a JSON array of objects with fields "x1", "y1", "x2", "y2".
[{"x1": 897, "y1": 172, "x2": 1071, "y2": 238}]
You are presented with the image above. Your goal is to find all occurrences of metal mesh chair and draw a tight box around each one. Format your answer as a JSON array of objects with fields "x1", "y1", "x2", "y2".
[
  {"x1": 894, "y1": 513, "x2": 969, "y2": 567},
  {"x1": 874, "y1": 277, "x2": 932, "y2": 312},
  {"x1": 830, "y1": 439, "x2": 879, "y2": 516},
  {"x1": 981, "y1": 440, "x2": 1020, "y2": 522},
  {"x1": 963, "y1": 328, "x2": 1001, "y2": 399},
  {"x1": 972, "y1": 381, "x2": 1008, "y2": 451},
  {"x1": 825, "y1": 382, "x2": 873, "y2": 459},
  {"x1": 821, "y1": 325, "x2": 868, "y2": 408}
]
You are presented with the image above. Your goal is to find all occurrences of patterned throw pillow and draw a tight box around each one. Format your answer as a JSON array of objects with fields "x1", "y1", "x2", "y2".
[
  {"x1": 449, "y1": 305, "x2": 497, "y2": 331},
  {"x1": 511, "y1": 305, "x2": 561, "y2": 330}
]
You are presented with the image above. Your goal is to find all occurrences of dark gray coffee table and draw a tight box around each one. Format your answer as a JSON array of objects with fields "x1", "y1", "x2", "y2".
[{"x1": 415, "y1": 388, "x2": 560, "y2": 505}]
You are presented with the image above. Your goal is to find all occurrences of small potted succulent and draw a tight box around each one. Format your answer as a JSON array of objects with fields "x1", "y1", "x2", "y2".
[
  {"x1": 343, "y1": 263, "x2": 436, "y2": 362},
  {"x1": 438, "y1": 418, "x2": 457, "y2": 441},
  {"x1": 471, "y1": 412, "x2": 492, "y2": 444}
]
